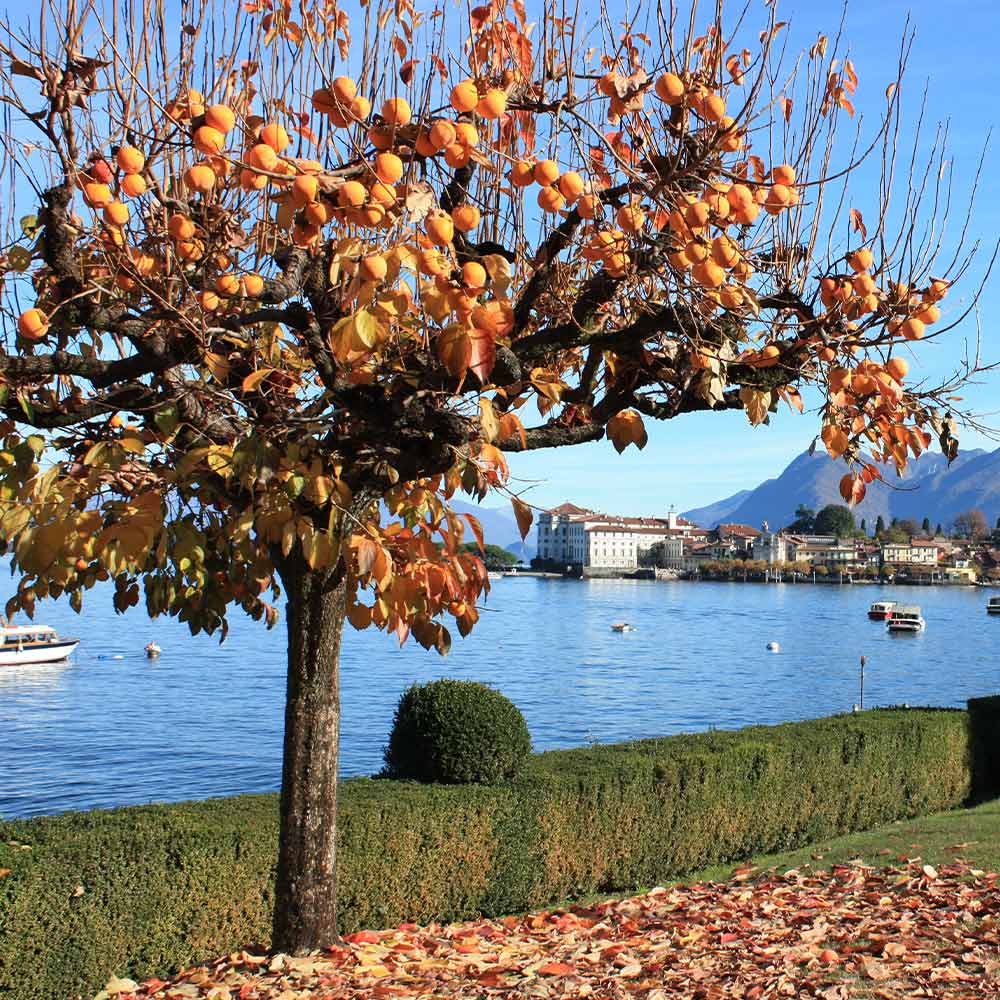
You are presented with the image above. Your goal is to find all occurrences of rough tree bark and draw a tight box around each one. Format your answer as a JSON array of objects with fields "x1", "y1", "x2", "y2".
[{"x1": 271, "y1": 551, "x2": 349, "y2": 954}]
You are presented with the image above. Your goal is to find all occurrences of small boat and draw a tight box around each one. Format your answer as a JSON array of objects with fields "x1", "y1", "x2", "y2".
[
  {"x1": 868, "y1": 600, "x2": 897, "y2": 620},
  {"x1": 145, "y1": 642, "x2": 162, "y2": 657},
  {"x1": 988, "y1": 597, "x2": 1000, "y2": 615},
  {"x1": 0, "y1": 624, "x2": 79, "y2": 666},
  {"x1": 887, "y1": 605, "x2": 925, "y2": 633},
  {"x1": 610, "y1": 622, "x2": 634, "y2": 633}
]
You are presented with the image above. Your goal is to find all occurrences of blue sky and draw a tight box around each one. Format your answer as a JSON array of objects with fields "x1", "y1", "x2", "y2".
[{"x1": 506, "y1": 0, "x2": 1000, "y2": 516}]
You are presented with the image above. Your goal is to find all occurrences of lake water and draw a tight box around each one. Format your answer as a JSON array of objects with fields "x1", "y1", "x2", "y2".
[{"x1": 1, "y1": 577, "x2": 997, "y2": 819}]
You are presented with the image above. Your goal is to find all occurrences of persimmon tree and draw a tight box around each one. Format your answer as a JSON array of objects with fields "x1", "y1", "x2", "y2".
[{"x1": 0, "y1": 0, "x2": 991, "y2": 953}]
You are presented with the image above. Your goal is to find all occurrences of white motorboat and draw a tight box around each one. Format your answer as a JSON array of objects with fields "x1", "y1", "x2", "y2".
[
  {"x1": 868, "y1": 600, "x2": 896, "y2": 621},
  {"x1": 988, "y1": 597, "x2": 1000, "y2": 615},
  {"x1": 887, "y1": 606, "x2": 925, "y2": 633},
  {"x1": 0, "y1": 625, "x2": 79, "y2": 666},
  {"x1": 610, "y1": 622, "x2": 634, "y2": 633}
]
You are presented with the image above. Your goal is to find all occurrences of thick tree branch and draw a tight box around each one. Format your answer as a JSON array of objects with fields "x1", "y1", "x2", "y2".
[{"x1": 498, "y1": 421, "x2": 606, "y2": 451}]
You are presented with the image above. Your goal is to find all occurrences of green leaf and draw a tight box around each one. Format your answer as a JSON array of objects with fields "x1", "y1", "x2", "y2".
[
  {"x1": 352, "y1": 309, "x2": 379, "y2": 350},
  {"x1": 154, "y1": 405, "x2": 179, "y2": 439},
  {"x1": 119, "y1": 435, "x2": 146, "y2": 455},
  {"x1": 7, "y1": 246, "x2": 31, "y2": 271},
  {"x1": 83, "y1": 441, "x2": 109, "y2": 466}
]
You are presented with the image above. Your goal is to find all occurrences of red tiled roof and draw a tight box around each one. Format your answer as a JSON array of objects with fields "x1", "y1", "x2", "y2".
[
  {"x1": 549, "y1": 504, "x2": 700, "y2": 530},
  {"x1": 716, "y1": 523, "x2": 761, "y2": 537},
  {"x1": 587, "y1": 525, "x2": 674, "y2": 535},
  {"x1": 548, "y1": 502, "x2": 593, "y2": 516}
]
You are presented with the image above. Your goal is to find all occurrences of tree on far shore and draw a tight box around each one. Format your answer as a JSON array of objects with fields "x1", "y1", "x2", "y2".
[
  {"x1": 459, "y1": 542, "x2": 517, "y2": 570},
  {"x1": 814, "y1": 504, "x2": 855, "y2": 537},
  {"x1": 953, "y1": 509, "x2": 989, "y2": 540},
  {"x1": 786, "y1": 504, "x2": 816, "y2": 533},
  {"x1": 0, "y1": 0, "x2": 990, "y2": 954}
]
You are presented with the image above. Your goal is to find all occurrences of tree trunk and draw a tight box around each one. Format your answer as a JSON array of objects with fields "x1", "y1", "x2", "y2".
[{"x1": 271, "y1": 555, "x2": 348, "y2": 954}]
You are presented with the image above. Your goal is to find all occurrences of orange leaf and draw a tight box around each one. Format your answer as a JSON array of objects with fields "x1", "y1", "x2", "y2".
[
  {"x1": 477, "y1": 444, "x2": 509, "y2": 483},
  {"x1": 725, "y1": 53, "x2": 745, "y2": 84},
  {"x1": 242, "y1": 368, "x2": 273, "y2": 393},
  {"x1": 849, "y1": 207, "x2": 867, "y2": 240},
  {"x1": 537, "y1": 962, "x2": 575, "y2": 976},
  {"x1": 844, "y1": 58, "x2": 858, "y2": 94},
  {"x1": 463, "y1": 512, "x2": 485, "y2": 553},
  {"x1": 606, "y1": 409, "x2": 648, "y2": 453},
  {"x1": 511, "y1": 497, "x2": 533, "y2": 540},
  {"x1": 399, "y1": 59, "x2": 419, "y2": 84},
  {"x1": 499, "y1": 412, "x2": 527, "y2": 448},
  {"x1": 438, "y1": 326, "x2": 472, "y2": 380},
  {"x1": 839, "y1": 473, "x2": 866, "y2": 506},
  {"x1": 347, "y1": 601, "x2": 372, "y2": 630},
  {"x1": 352, "y1": 536, "x2": 377, "y2": 576},
  {"x1": 345, "y1": 930, "x2": 380, "y2": 944},
  {"x1": 469, "y1": 326, "x2": 496, "y2": 383},
  {"x1": 821, "y1": 424, "x2": 849, "y2": 459},
  {"x1": 779, "y1": 386, "x2": 804, "y2": 413}
]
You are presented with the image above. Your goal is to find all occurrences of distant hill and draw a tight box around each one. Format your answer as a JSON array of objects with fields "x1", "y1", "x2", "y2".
[
  {"x1": 681, "y1": 489, "x2": 753, "y2": 528},
  {"x1": 683, "y1": 447, "x2": 993, "y2": 530}
]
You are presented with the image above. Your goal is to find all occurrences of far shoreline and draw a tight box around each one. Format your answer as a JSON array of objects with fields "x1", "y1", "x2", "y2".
[{"x1": 507, "y1": 569, "x2": 991, "y2": 587}]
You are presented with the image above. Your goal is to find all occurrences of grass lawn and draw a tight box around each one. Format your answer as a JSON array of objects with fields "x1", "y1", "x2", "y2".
[{"x1": 675, "y1": 797, "x2": 1000, "y2": 887}]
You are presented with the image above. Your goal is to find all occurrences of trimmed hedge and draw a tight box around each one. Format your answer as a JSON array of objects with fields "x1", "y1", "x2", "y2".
[
  {"x1": 384, "y1": 679, "x2": 532, "y2": 784},
  {"x1": 0, "y1": 707, "x2": 981, "y2": 1000}
]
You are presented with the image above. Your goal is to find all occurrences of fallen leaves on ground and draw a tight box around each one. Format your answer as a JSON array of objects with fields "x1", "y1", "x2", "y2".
[{"x1": 101, "y1": 861, "x2": 1000, "y2": 999}]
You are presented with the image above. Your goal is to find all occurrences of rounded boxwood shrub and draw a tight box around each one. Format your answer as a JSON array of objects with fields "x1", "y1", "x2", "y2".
[{"x1": 384, "y1": 679, "x2": 531, "y2": 784}]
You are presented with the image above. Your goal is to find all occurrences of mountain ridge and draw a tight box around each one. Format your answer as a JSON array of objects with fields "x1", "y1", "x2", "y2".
[{"x1": 683, "y1": 447, "x2": 995, "y2": 530}]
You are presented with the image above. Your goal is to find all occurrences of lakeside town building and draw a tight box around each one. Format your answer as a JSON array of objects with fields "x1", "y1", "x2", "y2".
[
  {"x1": 535, "y1": 505, "x2": 985, "y2": 581},
  {"x1": 536, "y1": 503, "x2": 705, "y2": 573}
]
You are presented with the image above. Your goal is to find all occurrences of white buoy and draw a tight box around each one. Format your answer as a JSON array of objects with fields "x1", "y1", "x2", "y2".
[{"x1": 766, "y1": 641, "x2": 780, "y2": 653}]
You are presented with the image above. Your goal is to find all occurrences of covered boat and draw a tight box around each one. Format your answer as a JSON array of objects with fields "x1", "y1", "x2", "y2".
[
  {"x1": 0, "y1": 625, "x2": 79, "y2": 666},
  {"x1": 868, "y1": 600, "x2": 896, "y2": 620},
  {"x1": 887, "y1": 606, "x2": 925, "y2": 633}
]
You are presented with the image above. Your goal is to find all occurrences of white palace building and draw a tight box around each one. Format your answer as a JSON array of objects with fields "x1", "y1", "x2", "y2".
[{"x1": 536, "y1": 502, "x2": 702, "y2": 572}]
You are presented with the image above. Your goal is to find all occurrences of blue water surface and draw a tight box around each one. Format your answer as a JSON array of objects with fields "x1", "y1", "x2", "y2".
[{"x1": 0, "y1": 577, "x2": 995, "y2": 818}]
